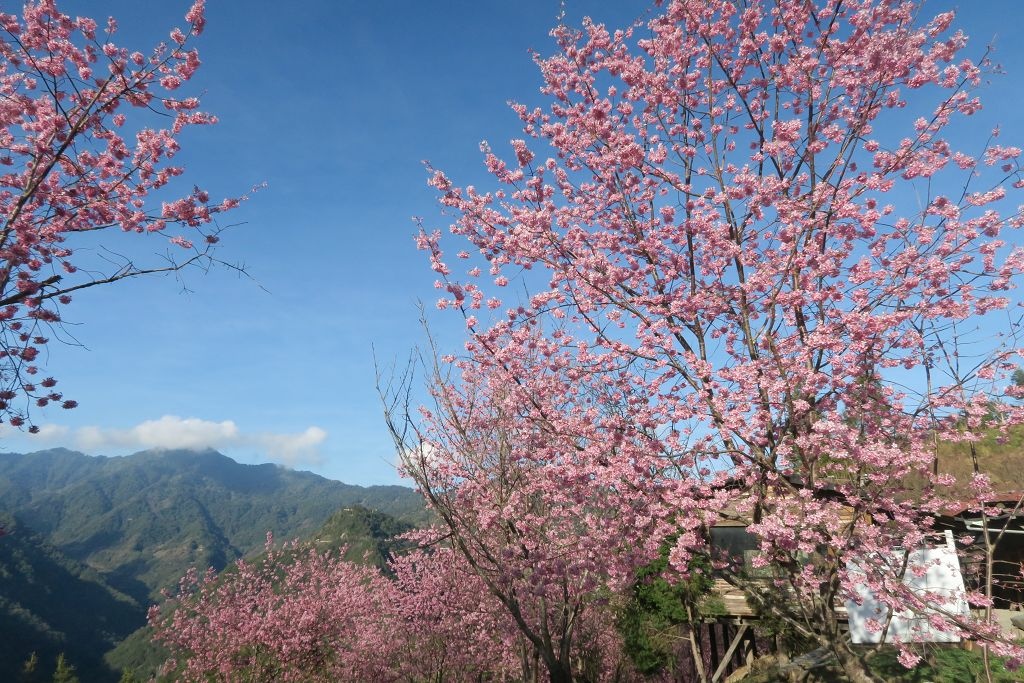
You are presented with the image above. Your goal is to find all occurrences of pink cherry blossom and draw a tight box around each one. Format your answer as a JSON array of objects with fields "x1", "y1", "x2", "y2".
[
  {"x1": 0, "y1": 0, "x2": 244, "y2": 426},
  {"x1": 414, "y1": 0, "x2": 1024, "y2": 679}
]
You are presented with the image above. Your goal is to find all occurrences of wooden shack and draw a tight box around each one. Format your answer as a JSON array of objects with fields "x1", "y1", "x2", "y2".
[
  {"x1": 936, "y1": 491, "x2": 1024, "y2": 609},
  {"x1": 689, "y1": 487, "x2": 858, "y2": 682}
]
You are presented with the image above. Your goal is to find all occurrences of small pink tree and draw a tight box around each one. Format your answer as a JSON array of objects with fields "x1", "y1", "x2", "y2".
[
  {"x1": 384, "y1": 342, "x2": 655, "y2": 682},
  {"x1": 152, "y1": 530, "x2": 584, "y2": 682},
  {"x1": 418, "y1": 0, "x2": 1024, "y2": 679},
  {"x1": 0, "y1": 0, "x2": 243, "y2": 426},
  {"x1": 388, "y1": 537, "x2": 525, "y2": 680},
  {"x1": 150, "y1": 536, "x2": 400, "y2": 682}
]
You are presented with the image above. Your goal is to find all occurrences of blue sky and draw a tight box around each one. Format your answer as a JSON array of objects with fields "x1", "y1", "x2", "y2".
[{"x1": 4, "y1": 1, "x2": 1024, "y2": 486}]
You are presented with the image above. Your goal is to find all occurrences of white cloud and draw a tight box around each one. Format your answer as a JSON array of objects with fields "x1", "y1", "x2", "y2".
[
  {"x1": 35, "y1": 423, "x2": 70, "y2": 440},
  {"x1": 255, "y1": 426, "x2": 328, "y2": 464},
  {"x1": 25, "y1": 415, "x2": 328, "y2": 466}
]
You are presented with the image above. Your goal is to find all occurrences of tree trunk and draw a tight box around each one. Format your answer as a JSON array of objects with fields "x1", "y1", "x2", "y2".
[
  {"x1": 544, "y1": 659, "x2": 573, "y2": 683},
  {"x1": 834, "y1": 645, "x2": 881, "y2": 683}
]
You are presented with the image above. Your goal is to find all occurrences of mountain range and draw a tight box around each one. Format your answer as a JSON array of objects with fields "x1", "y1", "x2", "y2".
[{"x1": 0, "y1": 447, "x2": 425, "y2": 681}]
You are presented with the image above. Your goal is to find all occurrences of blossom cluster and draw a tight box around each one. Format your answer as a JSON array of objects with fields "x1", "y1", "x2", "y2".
[{"x1": 0, "y1": 0, "x2": 243, "y2": 426}]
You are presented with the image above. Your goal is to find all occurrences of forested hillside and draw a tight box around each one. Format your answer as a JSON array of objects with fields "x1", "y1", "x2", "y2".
[
  {"x1": 936, "y1": 425, "x2": 1024, "y2": 497},
  {"x1": 0, "y1": 513, "x2": 140, "y2": 682},
  {"x1": 0, "y1": 449, "x2": 424, "y2": 681}
]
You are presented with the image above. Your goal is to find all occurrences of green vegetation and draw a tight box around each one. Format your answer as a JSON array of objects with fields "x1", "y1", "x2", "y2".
[
  {"x1": 314, "y1": 505, "x2": 414, "y2": 570},
  {"x1": 51, "y1": 653, "x2": 79, "y2": 683},
  {"x1": 103, "y1": 628, "x2": 169, "y2": 683},
  {"x1": 618, "y1": 547, "x2": 717, "y2": 676},
  {"x1": 0, "y1": 513, "x2": 140, "y2": 681},
  {"x1": 935, "y1": 424, "x2": 1024, "y2": 496},
  {"x1": 0, "y1": 448, "x2": 426, "y2": 682},
  {"x1": 15, "y1": 651, "x2": 85, "y2": 683},
  {"x1": 0, "y1": 448, "x2": 426, "y2": 603},
  {"x1": 867, "y1": 646, "x2": 1020, "y2": 683}
]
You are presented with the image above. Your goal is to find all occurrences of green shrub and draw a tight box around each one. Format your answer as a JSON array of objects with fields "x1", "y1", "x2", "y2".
[{"x1": 867, "y1": 646, "x2": 1019, "y2": 683}]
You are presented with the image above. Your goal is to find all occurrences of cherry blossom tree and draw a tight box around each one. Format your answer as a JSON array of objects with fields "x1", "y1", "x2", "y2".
[
  {"x1": 388, "y1": 537, "x2": 526, "y2": 680},
  {"x1": 0, "y1": 0, "x2": 243, "y2": 427},
  {"x1": 150, "y1": 536, "x2": 401, "y2": 682},
  {"x1": 152, "y1": 531, "x2": 580, "y2": 682},
  {"x1": 383, "y1": 339, "x2": 653, "y2": 682},
  {"x1": 416, "y1": 0, "x2": 1024, "y2": 680}
]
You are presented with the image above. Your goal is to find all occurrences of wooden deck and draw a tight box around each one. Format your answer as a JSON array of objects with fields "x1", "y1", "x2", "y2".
[{"x1": 703, "y1": 578, "x2": 849, "y2": 619}]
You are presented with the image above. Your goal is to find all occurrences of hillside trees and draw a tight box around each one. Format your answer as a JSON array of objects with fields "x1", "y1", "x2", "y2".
[
  {"x1": 150, "y1": 536, "x2": 399, "y2": 682},
  {"x1": 413, "y1": 0, "x2": 1024, "y2": 680},
  {"x1": 50, "y1": 654, "x2": 78, "y2": 683},
  {"x1": 0, "y1": 0, "x2": 243, "y2": 427},
  {"x1": 150, "y1": 535, "x2": 529, "y2": 682}
]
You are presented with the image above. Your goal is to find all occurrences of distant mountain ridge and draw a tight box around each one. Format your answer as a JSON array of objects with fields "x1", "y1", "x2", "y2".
[
  {"x1": 0, "y1": 447, "x2": 425, "y2": 602},
  {"x1": 0, "y1": 447, "x2": 426, "y2": 680}
]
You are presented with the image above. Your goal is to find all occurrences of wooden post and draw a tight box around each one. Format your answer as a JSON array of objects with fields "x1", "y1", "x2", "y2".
[
  {"x1": 709, "y1": 621, "x2": 720, "y2": 677},
  {"x1": 686, "y1": 614, "x2": 708, "y2": 683},
  {"x1": 711, "y1": 624, "x2": 749, "y2": 683}
]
